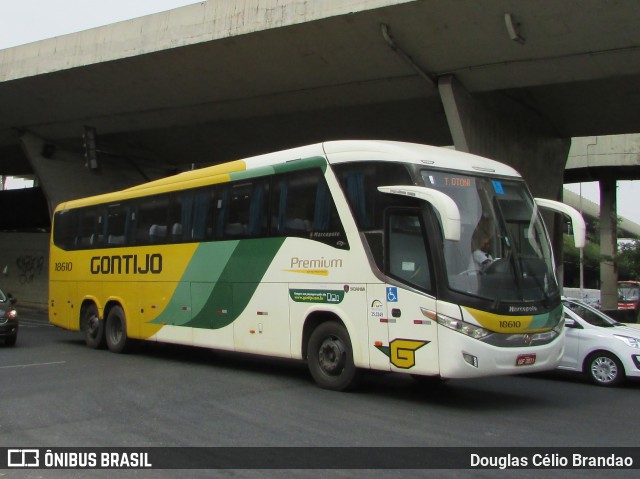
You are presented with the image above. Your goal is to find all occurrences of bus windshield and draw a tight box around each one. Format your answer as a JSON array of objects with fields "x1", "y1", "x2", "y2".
[
  {"x1": 619, "y1": 285, "x2": 640, "y2": 300},
  {"x1": 421, "y1": 171, "x2": 557, "y2": 302}
]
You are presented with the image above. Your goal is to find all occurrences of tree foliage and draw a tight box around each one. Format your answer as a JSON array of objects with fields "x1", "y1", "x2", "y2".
[{"x1": 617, "y1": 240, "x2": 640, "y2": 280}]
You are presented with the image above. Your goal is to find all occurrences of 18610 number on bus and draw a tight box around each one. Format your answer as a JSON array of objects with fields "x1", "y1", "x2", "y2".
[{"x1": 54, "y1": 262, "x2": 73, "y2": 272}]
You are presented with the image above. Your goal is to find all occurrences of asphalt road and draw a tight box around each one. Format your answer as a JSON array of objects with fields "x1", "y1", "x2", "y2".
[{"x1": 1, "y1": 310, "x2": 639, "y2": 478}]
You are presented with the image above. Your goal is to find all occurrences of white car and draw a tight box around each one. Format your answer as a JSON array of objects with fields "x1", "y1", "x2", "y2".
[{"x1": 560, "y1": 297, "x2": 640, "y2": 387}]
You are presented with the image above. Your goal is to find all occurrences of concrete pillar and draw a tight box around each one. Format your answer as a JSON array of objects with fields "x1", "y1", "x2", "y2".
[
  {"x1": 20, "y1": 132, "x2": 151, "y2": 216},
  {"x1": 438, "y1": 75, "x2": 570, "y2": 199},
  {"x1": 438, "y1": 75, "x2": 572, "y2": 285},
  {"x1": 599, "y1": 176, "x2": 618, "y2": 310}
]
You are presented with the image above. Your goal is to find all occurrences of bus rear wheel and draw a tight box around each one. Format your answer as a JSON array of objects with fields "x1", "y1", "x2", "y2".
[
  {"x1": 82, "y1": 304, "x2": 105, "y2": 349},
  {"x1": 307, "y1": 321, "x2": 359, "y2": 391},
  {"x1": 105, "y1": 306, "x2": 133, "y2": 353}
]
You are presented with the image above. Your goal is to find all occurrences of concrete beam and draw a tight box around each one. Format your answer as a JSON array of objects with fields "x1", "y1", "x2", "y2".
[
  {"x1": 19, "y1": 132, "x2": 151, "y2": 214},
  {"x1": 564, "y1": 134, "x2": 640, "y2": 182},
  {"x1": 0, "y1": 0, "x2": 413, "y2": 82},
  {"x1": 438, "y1": 74, "x2": 570, "y2": 199}
]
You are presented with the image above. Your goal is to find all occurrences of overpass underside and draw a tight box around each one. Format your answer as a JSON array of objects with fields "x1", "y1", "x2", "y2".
[{"x1": 2, "y1": 0, "x2": 640, "y2": 306}]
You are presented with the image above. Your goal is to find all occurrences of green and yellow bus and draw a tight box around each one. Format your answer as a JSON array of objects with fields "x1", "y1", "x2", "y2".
[{"x1": 49, "y1": 140, "x2": 585, "y2": 390}]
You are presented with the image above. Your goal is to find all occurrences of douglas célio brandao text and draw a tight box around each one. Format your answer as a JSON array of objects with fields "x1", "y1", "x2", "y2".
[{"x1": 470, "y1": 452, "x2": 634, "y2": 469}]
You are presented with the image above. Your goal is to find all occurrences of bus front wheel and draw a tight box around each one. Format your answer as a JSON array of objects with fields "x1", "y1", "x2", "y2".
[
  {"x1": 82, "y1": 304, "x2": 105, "y2": 349},
  {"x1": 105, "y1": 306, "x2": 133, "y2": 353},
  {"x1": 307, "y1": 321, "x2": 359, "y2": 391}
]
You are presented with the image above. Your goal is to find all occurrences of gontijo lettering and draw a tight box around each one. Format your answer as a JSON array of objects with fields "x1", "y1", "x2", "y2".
[{"x1": 90, "y1": 254, "x2": 162, "y2": 275}]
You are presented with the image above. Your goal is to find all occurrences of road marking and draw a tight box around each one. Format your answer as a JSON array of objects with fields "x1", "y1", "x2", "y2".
[
  {"x1": 0, "y1": 361, "x2": 66, "y2": 370},
  {"x1": 18, "y1": 319, "x2": 53, "y2": 327}
]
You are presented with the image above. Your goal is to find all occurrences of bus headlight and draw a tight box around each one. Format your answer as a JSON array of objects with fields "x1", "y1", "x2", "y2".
[{"x1": 434, "y1": 313, "x2": 492, "y2": 340}]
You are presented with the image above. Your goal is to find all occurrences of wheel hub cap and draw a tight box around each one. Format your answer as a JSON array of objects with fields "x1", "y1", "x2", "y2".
[
  {"x1": 592, "y1": 357, "x2": 617, "y2": 383},
  {"x1": 87, "y1": 315, "x2": 99, "y2": 337},
  {"x1": 318, "y1": 337, "x2": 345, "y2": 375}
]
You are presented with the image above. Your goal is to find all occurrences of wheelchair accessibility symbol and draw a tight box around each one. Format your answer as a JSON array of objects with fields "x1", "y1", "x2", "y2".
[{"x1": 386, "y1": 287, "x2": 398, "y2": 302}]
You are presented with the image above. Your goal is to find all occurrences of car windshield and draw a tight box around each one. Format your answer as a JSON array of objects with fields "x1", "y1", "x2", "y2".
[
  {"x1": 421, "y1": 170, "x2": 557, "y2": 302},
  {"x1": 563, "y1": 299, "x2": 619, "y2": 327}
]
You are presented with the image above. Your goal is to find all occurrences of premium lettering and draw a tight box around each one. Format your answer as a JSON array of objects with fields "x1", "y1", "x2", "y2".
[
  {"x1": 290, "y1": 256, "x2": 343, "y2": 269},
  {"x1": 90, "y1": 254, "x2": 162, "y2": 275}
]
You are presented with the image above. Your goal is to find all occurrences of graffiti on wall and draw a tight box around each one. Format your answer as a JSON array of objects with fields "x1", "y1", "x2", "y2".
[{"x1": 16, "y1": 254, "x2": 45, "y2": 284}]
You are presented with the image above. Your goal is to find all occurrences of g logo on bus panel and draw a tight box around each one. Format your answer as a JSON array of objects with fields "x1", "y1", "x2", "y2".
[{"x1": 376, "y1": 339, "x2": 429, "y2": 369}]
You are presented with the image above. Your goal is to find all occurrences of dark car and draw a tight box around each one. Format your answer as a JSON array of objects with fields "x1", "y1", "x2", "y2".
[{"x1": 0, "y1": 289, "x2": 18, "y2": 346}]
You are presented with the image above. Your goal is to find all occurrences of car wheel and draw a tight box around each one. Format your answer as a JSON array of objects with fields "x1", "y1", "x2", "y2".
[
  {"x1": 105, "y1": 306, "x2": 133, "y2": 353},
  {"x1": 4, "y1": 334, "x2": 17, "y2": 346},
  {"x1": 308, "y1": 321, "x2": 359, "y2": 391},
  {"x1": 81, "y1": 303, "x2": 105, "y2": 349},
  {"x1": 586, "y1": 352, "x2": 624, "y2": 387}
]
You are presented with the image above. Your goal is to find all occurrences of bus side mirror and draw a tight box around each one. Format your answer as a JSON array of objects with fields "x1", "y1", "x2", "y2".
[
  {"x1": 378, "y1": 185, "x2": 461, "y2": 241},
  {"x1": 535, "y1": 198, "x2": 586, "y2": 248}
]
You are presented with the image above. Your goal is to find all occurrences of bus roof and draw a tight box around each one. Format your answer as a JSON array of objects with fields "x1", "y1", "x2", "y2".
[
  {"x1": 54, "y1": 140, "x2": 522, "y2": 211},
  {"x1": 241, "y1": 140, "x2": 521, "y2": 177}
]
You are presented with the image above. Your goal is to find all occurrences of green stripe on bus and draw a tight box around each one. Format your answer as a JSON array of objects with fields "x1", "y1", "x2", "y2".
[
  {"x1": 187, "y1": 237, "x2": 285, "y2": 329},
  {"x1": 227, "y1": 157, "x2": 327, "y2": 182},
  {"x1": 271, "y1": 156, "x2": 327, "y2": 174},
  {"x1": 526, "y1": 304, "x2": 563, "y2": 331},
  {"x1": 150, "y1": 237, "x2": 286, "y2": 330}
]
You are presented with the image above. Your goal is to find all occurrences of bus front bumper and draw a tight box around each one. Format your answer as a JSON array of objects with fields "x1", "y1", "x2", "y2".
[{"x1": 436, "y1": 326, "x2": 564, "y2": 379}]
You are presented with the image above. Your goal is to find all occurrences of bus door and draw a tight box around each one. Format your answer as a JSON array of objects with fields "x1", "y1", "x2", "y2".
[{"x1": 382, "y1": 209, "x2": 440, "y2": 376}]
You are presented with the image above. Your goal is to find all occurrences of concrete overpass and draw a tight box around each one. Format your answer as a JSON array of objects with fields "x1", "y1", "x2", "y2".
[
  {"x1": 1, "y1": 0, "x2": 640, "y2": 307},
  {"x1": 563, "y1": 134, "x2": 640, "y2": 307}
]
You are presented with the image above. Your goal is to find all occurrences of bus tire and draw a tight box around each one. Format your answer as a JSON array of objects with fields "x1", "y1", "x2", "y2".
[
  {"x1": 82, "y1": 303, "x2": 105, "y2": 349},
  {"x1": 586, "y1": 351, "x2": 625, "y2": 387},
  {"x1": 105, "y1": 306, "x2": 133, "y2": 354},
  {"x1": 307, "y1": 321, "x2": 359, "y2": 391}
]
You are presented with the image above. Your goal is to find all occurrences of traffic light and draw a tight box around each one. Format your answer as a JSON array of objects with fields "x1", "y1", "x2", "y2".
[{"x1": 83, "y1": 126, "x2": 98, "y2": 170}]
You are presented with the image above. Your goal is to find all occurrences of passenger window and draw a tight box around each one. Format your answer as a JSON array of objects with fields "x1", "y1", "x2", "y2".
[
  {"x1": 172, "y1": 188, "x2": 214, "y2": 242},
  {"x1": 53, "y1": 209, "x2": 78, "y2": 250},
  {"x1": 78, "y1": 207, "x2": 103, "y2": 248},
  {"x1": 212, "y1": 179, "x2": 269, "y2": 240},
  {"x1": 105, "y1": 204, "x2": 130, "y2": 247},
  {"x1": 273, "y1": 169, "x2": 348, "y2": 249},
  {"x1": 135, "y1": 195, "x2": 170, "y2": 244}
]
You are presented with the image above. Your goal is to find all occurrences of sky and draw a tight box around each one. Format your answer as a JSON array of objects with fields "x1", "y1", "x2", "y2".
[
  {"x1": 564, "y1": 181, "x2": 640, "y2": 227},
  {"x1": 1, "y1": 1, "x2": 639, "y2": 224},
  {"x1": 0, "y1": 0, "x2": 201, "y2": 50}
]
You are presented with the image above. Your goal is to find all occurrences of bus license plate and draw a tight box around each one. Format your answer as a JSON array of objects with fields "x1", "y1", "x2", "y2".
[{"x1": 516, "y1": 354, "x2": 536, "y2": 366}]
